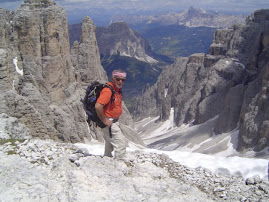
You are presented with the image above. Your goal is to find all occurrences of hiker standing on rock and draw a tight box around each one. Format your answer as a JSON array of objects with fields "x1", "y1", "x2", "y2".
[{"x1": 95, "y1": 69, "x2": 127, "y2": 160}]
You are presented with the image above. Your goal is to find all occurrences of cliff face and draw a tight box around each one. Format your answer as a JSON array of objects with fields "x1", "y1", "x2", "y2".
[
  {"x1": 95, "y1": 22, "x2": 157, "y2": 63},
  {"x1": 14, "y1": 0, "x2": 74, "y2": 102},
  {"x1": 71, "y1": 16, "x2": 107, "y2": 87},
  {"x1": 70, "y1": 22, "x2": 157, "y2": 63},
  {"x1": 0, "y1": 0, "x2": 142, "y2": 145},
  {"x1": 0, "y1": 0, "x2": 87, "y2": 142},
  {"x1": 134, "y1": 9, "x2": 269, "y2": 152}
]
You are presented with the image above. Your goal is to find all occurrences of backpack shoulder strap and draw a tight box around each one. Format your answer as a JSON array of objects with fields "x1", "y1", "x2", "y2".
[{"x1": 104, "y1": 83, "x2": 116, "y2": 103}]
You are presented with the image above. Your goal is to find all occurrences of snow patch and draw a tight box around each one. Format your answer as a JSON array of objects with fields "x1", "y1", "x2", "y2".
[
  {"x1": 75, "y1": 140, "x2": 269, "y2": 180},
  {"x1": 145, "y1": 108, "x2": 174, "y2": 140},
  {"x1": 151, "y1": 149, "x2": 269, "y2": 180},
  {"x1": 164, "y1": 88, "x2": 168, "y2": 97},
  {"x1": 136, "y1": 115, "x2": 269, "y2": 180},
  {"x1": 142, "y1": 116, "x2": 159, "y2": 128},
  {"x1": 120, "y1": 51, "x2": 158, "y2": 64},
  {"x1": 13, "y1": 57, "x2": 23, "y2": 76},
  {"x1": 214, "y1": 130, "x2": 239, "y2": 157}
]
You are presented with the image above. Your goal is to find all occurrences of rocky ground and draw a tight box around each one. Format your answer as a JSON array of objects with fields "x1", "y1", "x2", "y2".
[{"x1": 0, "y1": 138, "x2": 269, "y2": 201}]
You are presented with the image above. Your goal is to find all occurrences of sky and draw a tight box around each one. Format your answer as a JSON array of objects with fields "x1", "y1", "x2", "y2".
[{"x1": 0, "y1": 0, "x2": 269, "y2": 15}]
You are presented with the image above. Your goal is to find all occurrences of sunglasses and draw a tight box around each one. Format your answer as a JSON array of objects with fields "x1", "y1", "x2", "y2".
[{"x1": 115, "y1": 78, "x2": 126, "y2": 82}]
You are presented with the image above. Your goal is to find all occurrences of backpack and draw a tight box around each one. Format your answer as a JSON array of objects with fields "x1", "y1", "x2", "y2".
[{"x1": 83, "y1": 81, "x2": 115, "y2": 128}]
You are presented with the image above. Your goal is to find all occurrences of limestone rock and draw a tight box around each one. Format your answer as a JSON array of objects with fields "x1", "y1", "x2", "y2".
[
  {"x1": 95, "y1": 22, "x2": 157, "y2": 63},
  {"x1": 0, "y1": 0, "x2": 85, "y2": 142},
  {"x1": 0, "y1": 0, "x2": 141, "y2": 145},
  {"x1": 134, "y1": 9, "x2": 269, "y2": 152},
  {"x1": 0, "y1": 138, "x2": 268, "y2": 201},
  {"x1": 0, "y1": 113, "x2": 31, "y2": 140},
  {"x1": 13, "y1": 0, "x2": 75, "y2": 102},
  {"x1": 71, "y1": 16, "x2": 107, "y2": 88}
]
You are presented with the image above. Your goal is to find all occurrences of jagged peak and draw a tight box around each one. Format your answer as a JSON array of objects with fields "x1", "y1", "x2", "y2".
[
  {"x1": 82, "y1": 16, "x2": 94, "y2": 25},
  {"x1": 246, "y1": 9, "x2": 269, "y2": 24},
  {"x1": 188, "y1": 6, "x2": 196, "y2": 12},
  {"x1": 80, "y1": 16, "x2": 96, "y2": 43}
]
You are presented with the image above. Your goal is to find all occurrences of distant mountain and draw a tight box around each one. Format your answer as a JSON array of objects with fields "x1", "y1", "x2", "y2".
[
  {"x1": 69, "y1": 22, "x2": 172, "y2": 64},
  {"x1": 96, "y1": 22, "x2": 157, "y2": 64},
  {"x1": 131, "y1": 23, "x2": 216, "y2": 58},
  {"x1": 69, "y1": 7, "x2": 246, "y2": 59},
  {"x1": 65, "y1": 6, "x2": 186, "y2": 26},
  {"x1": 112, "y1": 7, "x2": 246, "y2": 28},
  {"x1": 108, "y1": 7, "x2": 246, "y2": 59}
]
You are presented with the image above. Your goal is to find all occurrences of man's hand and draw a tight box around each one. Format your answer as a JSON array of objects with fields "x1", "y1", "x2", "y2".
[
  {"x1": 95, "y1": 102, "x2": 113, "y2": 127},
  {"x1": 103, "y1": 118, "x2": 113, "y2": 127}
]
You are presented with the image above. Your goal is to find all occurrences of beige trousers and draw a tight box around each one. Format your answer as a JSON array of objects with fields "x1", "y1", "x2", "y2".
[{"x1": 103, "y1": 122, "x2": 126, "y2": 160}]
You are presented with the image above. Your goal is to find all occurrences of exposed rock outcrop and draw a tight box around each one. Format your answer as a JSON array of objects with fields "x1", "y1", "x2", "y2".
[
  {"x1": 70, "y1": 16, "x2": 107, "y2": 87},
  {"x1": 95, "y1": 22, "x2": 157, "y2": 63},
  {"x1": 0, "y1": 0, "x2": 142, "y2": 145},
  {"x1": 0, "y1": 0, "x2": 82, "y2": 142},
  {"x1": 70, "y1": 22, "x2": 157, "y2": 63},
  {"x1": 134, "y1": 9, "x2": 269, "y2": 152},
  {"x1": 1, "y1": 138, "x2": 268, "y2": 201}
]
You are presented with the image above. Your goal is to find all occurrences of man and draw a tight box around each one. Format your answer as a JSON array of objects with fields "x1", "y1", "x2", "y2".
[{"x1": 95, "y1": 69, "x2": 127, "y2": 160}]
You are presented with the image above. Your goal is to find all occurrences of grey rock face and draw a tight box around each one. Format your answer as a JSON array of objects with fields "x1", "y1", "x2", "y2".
[
  {"x1": 71, "y1": 16, "x2": 107, "y2": 88},
  {"x1": 0, "y1": 113, "x2": 31, "y2": 139},
  {"x1": 95, "y1": 22, "x2": 156, "y2": 63},
  {"x1": 0, "y1": 0, "x2": 86, "y2": 142},
  {"x1": 1, "y1": 138, "x2": 268, "y2": 201},
  {"x1": 134, "y1": 9, "x2": 269, "y2": 152},
  {"x1": 0, "y1": 0, "x2": 141, "y2": 145}
]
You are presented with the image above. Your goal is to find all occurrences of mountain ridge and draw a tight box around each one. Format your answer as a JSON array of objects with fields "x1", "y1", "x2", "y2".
[
  {"x1": 133, "y1": 9, "x2": 269, "y2": 153},
  {"x1": 96, "y1": 21, "x2": 157, "y2": 64},
  {"x1": 112, "y1": 7, "x2": 246, "y2": 28}
]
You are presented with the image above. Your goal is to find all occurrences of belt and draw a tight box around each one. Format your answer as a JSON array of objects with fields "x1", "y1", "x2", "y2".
[
  {"x1": 108, "y1": 118, "x2": 118, "y2": 138},
  {"x1": 108, "y1": 118, "x2": 118, "y2": 123}
]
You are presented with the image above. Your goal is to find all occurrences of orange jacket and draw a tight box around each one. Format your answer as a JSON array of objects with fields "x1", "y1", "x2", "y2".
[{"x1": 96, "y1": 82, "x2": 123, "y2": 118}]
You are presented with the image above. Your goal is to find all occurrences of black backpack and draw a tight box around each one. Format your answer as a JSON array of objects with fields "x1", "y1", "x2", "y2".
[{"x1": 83, "y1": 81, "x2": 115, "y2": 128}]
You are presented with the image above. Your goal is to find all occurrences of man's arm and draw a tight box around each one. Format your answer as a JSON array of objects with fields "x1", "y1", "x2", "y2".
[{"x1": 95, "y1": 103, "x2": 113, "y2": 127}]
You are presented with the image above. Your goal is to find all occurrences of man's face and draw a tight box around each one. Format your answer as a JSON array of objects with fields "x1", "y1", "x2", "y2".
[{"x1": 112, "y1": 76, "x2": 126, "y2": 90}]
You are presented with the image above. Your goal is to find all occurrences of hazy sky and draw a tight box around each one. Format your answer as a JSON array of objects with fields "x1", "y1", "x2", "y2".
[{"x1": 0, "y1": 0, "x2": 268, "y2": 15}]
